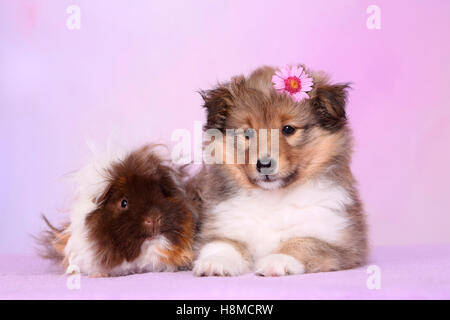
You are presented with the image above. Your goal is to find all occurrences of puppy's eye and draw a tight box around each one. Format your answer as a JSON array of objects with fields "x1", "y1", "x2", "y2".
[
  {"x1": 244, "y1": 128, "x2": 255, "y2": 140},
  {"x1": 282, "y1": 125, "x2": 296, "y2": 136},
  {"x1": 120, "y1": 199, "x2": 128, "y2": 209}
]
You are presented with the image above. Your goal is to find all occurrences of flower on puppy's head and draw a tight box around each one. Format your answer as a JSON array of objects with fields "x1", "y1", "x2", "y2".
[{"x1": 272, "y1": 65, "x2": 313, "y2": 102}]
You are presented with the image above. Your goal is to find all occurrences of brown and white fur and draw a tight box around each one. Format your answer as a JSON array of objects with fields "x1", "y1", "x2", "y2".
[
  {"x1": 191, "y1": 65, "x2": 368, "y2": 277},
  {"x1": 38, "y1": 144, "x2": 197, "y2": 277}
]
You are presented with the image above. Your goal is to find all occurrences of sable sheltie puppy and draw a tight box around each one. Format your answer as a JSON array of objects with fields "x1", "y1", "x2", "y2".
[
  {"x1": 38, "y1": 144, "x2": 197, "y2": 277},
  {"x1": 191, "y1": 65, "x2": 368, "y2": 277}
]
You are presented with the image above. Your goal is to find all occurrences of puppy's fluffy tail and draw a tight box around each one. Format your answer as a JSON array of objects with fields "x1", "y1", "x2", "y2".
[{"x1": 34, "y1": 215, "x2": 70, "y2": 267}]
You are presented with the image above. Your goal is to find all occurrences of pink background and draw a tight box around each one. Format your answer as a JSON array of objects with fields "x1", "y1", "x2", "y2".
[{"x1": 1, "y1": 0, "x2": 449, "y2": 255}]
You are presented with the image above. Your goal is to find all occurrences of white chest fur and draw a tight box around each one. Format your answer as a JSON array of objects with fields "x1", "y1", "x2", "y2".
[
  {"x1": 208, "y1": 177, "x2": 352, "y2": 260},
  {"x1": 109, "y1": 237, "x2": 174, "y2": 276}
]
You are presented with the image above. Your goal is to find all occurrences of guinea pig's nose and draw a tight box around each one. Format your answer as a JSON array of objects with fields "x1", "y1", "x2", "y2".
[
  {"x1": 144, "y1": 218, "x2": 154, "y2": 227},
  {"x1": 143, "y1": 216, "x2": 161, "y2": 236}
]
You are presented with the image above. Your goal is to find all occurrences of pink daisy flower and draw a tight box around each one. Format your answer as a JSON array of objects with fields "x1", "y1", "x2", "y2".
[{"x1": 272, "y1": 65, "x2": 314, "y2": 102}]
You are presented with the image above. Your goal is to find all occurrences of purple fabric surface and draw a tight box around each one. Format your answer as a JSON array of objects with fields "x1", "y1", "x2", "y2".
[{"x1": 1, "y1": 245, "x2": 449, "y2": 300}]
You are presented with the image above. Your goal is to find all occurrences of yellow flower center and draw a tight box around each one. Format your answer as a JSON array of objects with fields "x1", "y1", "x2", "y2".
[{"x1": 289, "y1": 78, "x2": 299, "y2": 89}]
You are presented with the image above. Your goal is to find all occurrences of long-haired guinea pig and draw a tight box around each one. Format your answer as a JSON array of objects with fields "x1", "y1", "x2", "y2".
[{"x1": 37, "y1": 144, "x2": 197, "y2": 277}]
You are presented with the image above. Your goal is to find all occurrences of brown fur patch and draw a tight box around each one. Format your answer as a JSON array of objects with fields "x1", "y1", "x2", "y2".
[
  {"x1": 85, "y1": 146, "x2": 196, "y2": 271},
  {"x1": 35, "y1": 215, "x2": 71, "y2": 269},
  {"x1": 277, "y1": 236, "x2": 366, "y2": 273},
  {"x1": 158, "y1": 197, "x2": 195, "y2": 268},
  {"x1": 310, "y1": 83, "x2": 350, "y2": 131}
]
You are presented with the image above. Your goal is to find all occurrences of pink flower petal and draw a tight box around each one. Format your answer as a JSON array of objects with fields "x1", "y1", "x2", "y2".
[
  {"x1": 292, "y1": 91, "x2": 310, "y2": 102},
  {"x1": 300, "y1": 73, "x2": 311, "y2": 81},
  {"x1": 292, "y1": 92, "x2": 303, "y2": 102},
  {"x1": 272, "y1": 65, "x2": 314, "y2": 98},
  {"x1": 272, "y1": 75, "x2": 283, "y2": 83},
  {"x1": 272, "y1": 76, "x2": 285, "y2": 90},
  {"x1": 280, "y1": 66, "x2": 291, "y2": 77},
  {"x1": 301, "y1": 79, "x2": 313, "y2": 89},
  {"x1": 275, "y1": 71, "x2": 286, "y2": 79},
  {"x1": 273, "y1": 82, "x2": 285, "y2": 89},
  {"x1": 274, "y1": 83, "x2": 285, "y2": 90},
  {"x1": 301, "y1": 92, "x2": 310, "y2": 100},
  {"x1": 292, "y1": 66, "x2": 303, "y2": 78},
  {"x1": 290, "y1": 65, "x2": 298, "y2": 76}
]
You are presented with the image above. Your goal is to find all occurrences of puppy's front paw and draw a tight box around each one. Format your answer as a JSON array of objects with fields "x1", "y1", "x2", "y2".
[
  {"x1": 193, "y1": 241, "x2": 249, "y2": 277},
  {"x1": 255, "y1": 254, "x2": 305, "y2": 277},
  {"x1": 193, "y1": 256, "x2": 247, "y2": 277}
]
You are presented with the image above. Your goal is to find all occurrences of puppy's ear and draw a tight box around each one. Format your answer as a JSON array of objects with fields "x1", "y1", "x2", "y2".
[
  {"x1": 199, "y1": 76, "x2": 245, "y2": 132},
  {"x1": 310, "y1": 83, "x2": 351, "y2": 131}
]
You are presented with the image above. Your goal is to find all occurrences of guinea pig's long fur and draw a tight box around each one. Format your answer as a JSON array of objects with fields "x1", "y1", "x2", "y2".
[
  {"x1": 192, "y1": 65, "x2": 368, "y2": 277},
  {"x1": 38, "y1": 144, "x2": 197, "y2": 277}
]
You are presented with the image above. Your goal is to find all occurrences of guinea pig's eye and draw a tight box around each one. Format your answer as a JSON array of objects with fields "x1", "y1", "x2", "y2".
[
  {"x1": 244, "y1": 128, "x2": 255, "y2": 140},
  {"x1": 282, "y1": 125, "x2": 296, "y2": 136},
  {"x1": 120, "y1": 199, "x2": 128, "y2": 209}
]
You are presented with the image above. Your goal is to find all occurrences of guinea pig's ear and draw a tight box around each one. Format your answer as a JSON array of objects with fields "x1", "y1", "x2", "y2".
[
  {"x1": 159, "y1": 167, "x2": 181, "y2": 198},
  {"x1": 310, "y1": 83, "x2": 351, "y2": 131},
  {"x1": 199, "y1": 76, "x2": 246, "y2": 132}
]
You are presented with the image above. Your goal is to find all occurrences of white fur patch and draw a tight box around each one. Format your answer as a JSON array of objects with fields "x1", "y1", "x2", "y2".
[
  {"x1": 64, "y1": 144, "x2": 127, "y2": 276},
  {"x1": 206, "y1": 176, "x2": 352, "y2": 263},
  {"x1": 255, "y1": 179, "x2": 284, "y2": 190},
  {"x1": 193, "y1": 241, "x2": 250, "y2": 276},
  {"x1": 108, "y1": 236, "x2": 173, "y2": 276},
  {"x1": 255, "y1": 253, "x2": 305, "y2": 276}
]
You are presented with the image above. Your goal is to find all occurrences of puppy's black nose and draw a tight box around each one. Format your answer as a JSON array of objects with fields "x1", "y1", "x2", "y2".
[{"x1": 256, "y1": 158, "x2": 272, "y2": 172}]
